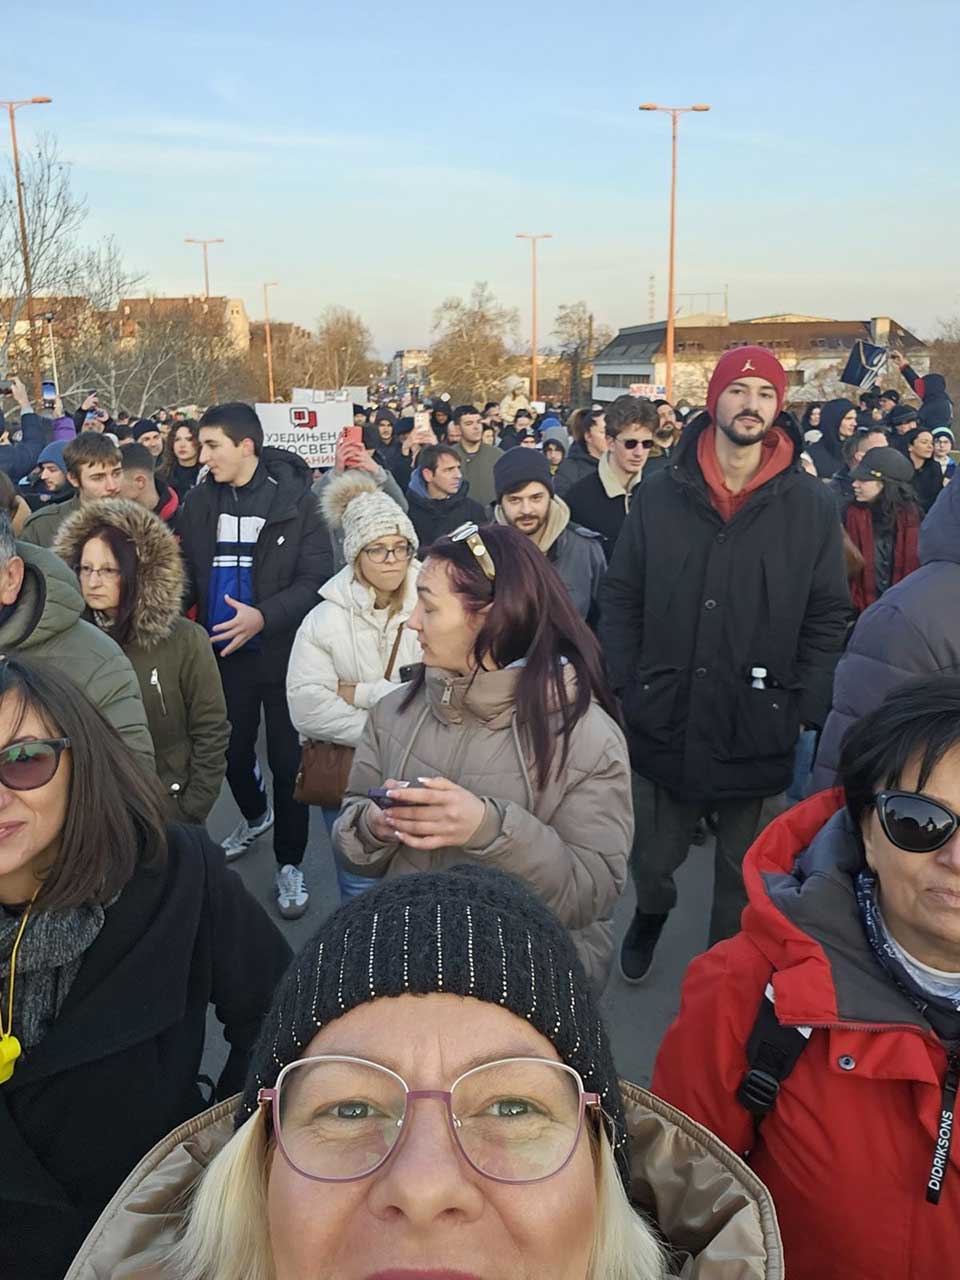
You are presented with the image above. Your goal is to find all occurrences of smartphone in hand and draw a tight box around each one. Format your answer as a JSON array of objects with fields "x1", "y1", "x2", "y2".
[{"x1": 367, "y1": 784, "x2": 411, "y2": 809}]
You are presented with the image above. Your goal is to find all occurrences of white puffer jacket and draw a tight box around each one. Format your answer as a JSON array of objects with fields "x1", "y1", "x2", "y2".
[{"x1": 286, "y1": 563, "x2": 422, "y2": 747}]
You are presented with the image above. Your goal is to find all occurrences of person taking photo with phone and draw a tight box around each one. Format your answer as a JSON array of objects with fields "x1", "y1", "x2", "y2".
[{"x1": 0, "y1": 376, "x2": 52, "y2": 483}]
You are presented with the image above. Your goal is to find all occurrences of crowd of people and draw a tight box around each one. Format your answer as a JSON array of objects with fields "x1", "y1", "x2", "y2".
[{"x1": 0, "y1": 342, "x2": 956, "y2": 1279}]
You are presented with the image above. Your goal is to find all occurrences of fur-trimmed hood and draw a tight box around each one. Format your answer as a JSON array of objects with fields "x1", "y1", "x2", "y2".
[{"x1": 53, "y1": 498, "x2": 185, "y2": 649}]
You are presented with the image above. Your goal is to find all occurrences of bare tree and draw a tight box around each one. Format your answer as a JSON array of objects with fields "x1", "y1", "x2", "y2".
[
  {"x1": 429, "y1": 282, "x2": 518, "y2": 404},
  {"x1": 0, "y1": 134, "x2": 87, "y2": 369},
  {"x1": 552, "y1": 302, "x2": 613, "y2": 407},
  {"x1": 313, "y1": 306, "x2": 378, "y2": 388}
]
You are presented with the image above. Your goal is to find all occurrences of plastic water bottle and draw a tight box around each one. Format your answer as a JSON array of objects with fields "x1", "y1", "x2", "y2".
[{"x1": 751, "y1": 667, "x2": 768, "y2": 690}]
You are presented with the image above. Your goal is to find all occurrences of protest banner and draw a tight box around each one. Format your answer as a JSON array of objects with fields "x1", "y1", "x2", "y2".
[
  {"x1": 291, "y1": 386, "x2": 368, "y2": 406},
  {"x1": 629, "y1": 383, "x2": 667, "y2": 398},
  {"x1": 256, "y1": 402, "x2": 354, "y2": 468}
]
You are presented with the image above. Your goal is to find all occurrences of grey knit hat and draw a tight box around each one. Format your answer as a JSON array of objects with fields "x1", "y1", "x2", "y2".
[
  {"x1": 237, "y1": 865, "x2": 629, "y2": 1182},
  {"x1": 321, "y1": 470, "x2": 418, "y2": 566}
]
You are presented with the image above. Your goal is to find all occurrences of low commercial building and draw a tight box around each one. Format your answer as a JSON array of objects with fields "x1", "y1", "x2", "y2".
[{"x1": 592, "y1": 313, "x2": 927, "y2": 406}]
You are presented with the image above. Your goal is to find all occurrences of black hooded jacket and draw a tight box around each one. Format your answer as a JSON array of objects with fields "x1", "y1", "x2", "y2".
[
  {"x1": 600, "y1": 414, "x2": 851, "y2": 799},
  {"x1": 807, "y1": 399, "x2": 855, "y2": 477},
  {"x1": 177, "y1": 446, "x2": 333, "y2": 672},
  {"x1": 902, "y1": 366, "x2": 954, "y2": 430}
]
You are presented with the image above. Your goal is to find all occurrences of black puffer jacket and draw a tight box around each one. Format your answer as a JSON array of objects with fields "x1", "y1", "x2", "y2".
[
  {"x1": 177, "y1": 446, "x2": 333, "y2": 671},
  {"x1": 601, "y1": 414, "x2": 850, "y2": 799},
  {"x1": 553, "y1": 439, "x2": 599, "y2": 497},
  {"x1": 811, "y1": 478, "x2": 960, "y2": 791},
  {"x1": 806, "y1": 399, "x2": 854, "y2": 478}
]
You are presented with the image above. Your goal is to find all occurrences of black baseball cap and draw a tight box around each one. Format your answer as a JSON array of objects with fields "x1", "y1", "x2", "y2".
[{"x1": 850, "y1": 446, "x2": 914, "y2": 483}]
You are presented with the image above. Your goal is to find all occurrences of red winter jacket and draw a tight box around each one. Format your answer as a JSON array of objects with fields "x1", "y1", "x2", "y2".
[{"x1": 653, "y1": 789, "x2": 960, "y2": 1280}]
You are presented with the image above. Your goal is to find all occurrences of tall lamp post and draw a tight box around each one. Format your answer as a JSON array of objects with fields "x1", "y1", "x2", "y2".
[
  {"x1": 184, "y1": 237, "x2": 224, "y2": 299},
  {"x1": 638, "y1": 103, "x2": 710, "y2": 402},
  {"x1": 263, "y1": 282, "x2": 278, "y2": 402},
  {"x1": 515, "y1": 233, "x2": 552, "y2": 402},
  {"x1": 2, "y1": 96, "x2": 52, "y2": 401}
]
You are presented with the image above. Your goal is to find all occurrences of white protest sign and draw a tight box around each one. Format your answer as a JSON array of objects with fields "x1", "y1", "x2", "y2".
[
  {"x1": 256, "y1": 402, "x2": 355, "y2": 469},
  {"x1": 292, "y1": 386, "x2": 368, "y2": 406},
  {"x1": 629, "y1": 383, "x2": 667, "y2": 398}
]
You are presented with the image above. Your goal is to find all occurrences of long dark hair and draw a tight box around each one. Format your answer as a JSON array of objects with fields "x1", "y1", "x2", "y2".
[
  {"x1": 75, "y1": 524, "x2": 140, "y2": 647},
  {"x1": 402, "y1": 524, "x2": 620, "y2": 790},
  {"x1": 0, "y1": 656, "x2": 167, "y2": 910},
  {"x1": 871, "y1": 478, "x2": 920, "y2": 532},
  {"x1": 161, "y1": 418, "x2": 201, "y2": 475}
]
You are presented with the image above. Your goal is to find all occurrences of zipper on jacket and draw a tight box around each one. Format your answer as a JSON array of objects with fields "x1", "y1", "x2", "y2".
[
  {"x1": 926, "y1": 1050, "x2": 959, "y2": 1205},
  {"x1": 150, "y1": 668, "x2": 167, "y2": 716},
  {"x1": 440, "y1": 678, "x2": 453, "y2": 706}
]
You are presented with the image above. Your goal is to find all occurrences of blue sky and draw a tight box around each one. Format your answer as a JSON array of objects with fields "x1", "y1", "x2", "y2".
[{"x1": 6, "y1": 0, "x2": 960, "y2": 357}]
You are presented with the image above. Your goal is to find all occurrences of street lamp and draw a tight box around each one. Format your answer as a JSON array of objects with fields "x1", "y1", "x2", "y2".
[
  {"x1": 1, "y1": 96, "x2": 52, "y2": 401},
  {"x1": 639, "y1": 103, "x2": 710, "y2": 401},
  {"x1": 515, "y1": 233, "x2": 552, "y2": 402},
  {"x1": 263, "y1": 282, "x2": 278, "y2": 402},
  {"x1": 184, "y1": 237, "x2": 224, "y2": 299}
]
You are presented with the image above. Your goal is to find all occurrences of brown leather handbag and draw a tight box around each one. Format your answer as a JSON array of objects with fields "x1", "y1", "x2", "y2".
[{"x1": 293, "y1": 624, "x2": 405, "y2": 807}]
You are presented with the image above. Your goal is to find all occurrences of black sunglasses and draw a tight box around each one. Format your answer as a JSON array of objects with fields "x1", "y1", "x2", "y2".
[
  {"x1": 619, "y1": 438, "x2": 654, "y2": 451},
  {"x1": 0, "y1": 738, "x2": 71, "y2": 791},
  {"x1": 874, "y1": 790, "x2": 960, "y2": 853}
]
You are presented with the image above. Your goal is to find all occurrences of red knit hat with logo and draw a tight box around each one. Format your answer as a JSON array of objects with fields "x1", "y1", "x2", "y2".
[{"x1": 706, "y1": 346, "x2": 787, "y2": 421}]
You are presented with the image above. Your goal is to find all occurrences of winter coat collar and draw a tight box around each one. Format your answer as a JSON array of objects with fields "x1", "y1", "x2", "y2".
[
  {"x1": 742, "y1": 790, "x2": 932, "y2": 1035},
  {"x1": 64, "y1": 1085, "x2": 782, "y2": 1280},
  {"x1": 0, "y1": 542, "x2": 84, "y2": 650},
  {"x1": 194, "y1": 447, "x2": 312, "y2": 524},
  {"x1": 423, "y1": 664, "x2": 521, "y2": 729},
  {"x1": 598, "y1": 448, "x2": 642, "y2": 502},
  {"x1": 52, "y1": 499, "x2": 185, "y2": 648},
  {"x1": 493, "y1": 495, "x2": 570, "y2": 553},
  {"x1": 320, "y1": 561, "x2": 421, "y2": 618}
]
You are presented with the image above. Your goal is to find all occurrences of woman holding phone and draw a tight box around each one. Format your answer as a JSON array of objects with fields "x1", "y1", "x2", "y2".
[{"x1": 333, "y1": 522, "x2": 632, "y2": 988}]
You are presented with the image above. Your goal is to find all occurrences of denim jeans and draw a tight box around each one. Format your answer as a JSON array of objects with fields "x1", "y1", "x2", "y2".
[
  {"x1": 786, "y1": 729, "x2": 818, "y2": 806},
  {"x1": 321, "y1": 805, "x2": 380, "y2": 902}
]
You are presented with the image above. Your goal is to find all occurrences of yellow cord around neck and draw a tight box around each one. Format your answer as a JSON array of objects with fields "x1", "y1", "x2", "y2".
[{"x1": 0, "y1": 889, "x2": 40, "y2": 1084}]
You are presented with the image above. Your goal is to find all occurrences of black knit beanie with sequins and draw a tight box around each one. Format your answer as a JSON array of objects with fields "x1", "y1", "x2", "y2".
[{"x1": 236, "y1": 864, "x2": 629, "y2": 1182}]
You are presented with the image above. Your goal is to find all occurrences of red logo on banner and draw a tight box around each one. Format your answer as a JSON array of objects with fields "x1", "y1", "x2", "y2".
[{"x1": 290, "y1": 408, "x2": 318, "y2": 429}]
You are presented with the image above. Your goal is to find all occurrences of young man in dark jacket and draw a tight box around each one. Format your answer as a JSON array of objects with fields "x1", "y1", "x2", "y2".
[
  {"x1": 406, "y1": 444, "x2": 486, "y2": 546},
  {"x1": 601, "y1": 346, "x2": 850, "y2": 979},
  {"x1": 178, "y1": 403, "x2": 333, "y2": 919}
]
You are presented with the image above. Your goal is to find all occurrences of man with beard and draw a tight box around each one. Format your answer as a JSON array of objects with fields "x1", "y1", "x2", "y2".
[
  {"x1": 601, "y1": 346, "x2": 849, "y2": 980},
  {"x1": 493, "y1": 447, "x2": 605, "y2": 623},
  {"x1": 646, "y1": 399, "x2": 681, "y2": 476}
]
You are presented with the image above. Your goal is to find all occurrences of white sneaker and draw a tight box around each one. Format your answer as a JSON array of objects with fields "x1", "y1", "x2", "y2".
[
  {"x1": 275, "y1": 864, "x2": 309, "y2": 920},
  {"x1": 221, "y1": 805, "x2": 274, "y2": 862}
]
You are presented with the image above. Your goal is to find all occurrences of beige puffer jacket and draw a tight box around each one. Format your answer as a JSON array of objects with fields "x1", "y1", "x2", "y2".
[
  {"x1": 333, "y1": 664, "x2": 632, "y2": 989},
  {"x1": 64, "y1": 1085, "x2": 783, "y2": 1279}
]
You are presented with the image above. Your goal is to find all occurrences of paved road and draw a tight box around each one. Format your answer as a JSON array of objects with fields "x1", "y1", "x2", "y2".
[{"x1": 201, "y1": 765, "x2": 782, "y2": 1090}]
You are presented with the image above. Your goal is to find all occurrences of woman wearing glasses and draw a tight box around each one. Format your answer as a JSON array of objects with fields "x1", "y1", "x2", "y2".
[
  {"x1": 68, "y1": 866, "x2": 782, "y2": 1279},
  {"x1": 566, "y1": 398, "x2": 658, "y2": 562},
  {"x1": 0, "y1": 657, "x2": 291, "y2": 1280},
  {"x1": 332, "y1": 522, "x2": 632, "y2": 990},
  {"x1": 54, "y1": 499, "x2": 230, "y2": 824},
  {"x1": 653, "y1": 676, "x2": 960, "y2": 1280},
  {"x1": 287, "y1": 472, "x2": 422, "y2": 898}
]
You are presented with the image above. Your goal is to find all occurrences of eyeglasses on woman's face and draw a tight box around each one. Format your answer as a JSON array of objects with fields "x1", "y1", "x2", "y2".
[
  {"x1": 362, "y1": 541, "x2": 415, "y2": 564},
  {"x1": 0, "y1": 737, "x2": 71, "y2": 791},
  {"x1": 258, "y1": 1055, "x2": 599, "y2": 1186},
  {"x1": 78, "y1": 564, "x2": 120, "y2": 581},
  {"x1": 874, "y1": 790, "x2": 960, "y2": 854}
]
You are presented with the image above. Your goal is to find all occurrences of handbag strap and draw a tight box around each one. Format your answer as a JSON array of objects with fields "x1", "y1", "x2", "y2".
[{"x1": 384, "y1": 623, "x2": 405, "y2": 680}]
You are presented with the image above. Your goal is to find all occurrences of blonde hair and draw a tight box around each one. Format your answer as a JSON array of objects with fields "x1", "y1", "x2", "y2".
[{"x1": 170, "y1": 1110, "x2": 665, "y2": 1280}]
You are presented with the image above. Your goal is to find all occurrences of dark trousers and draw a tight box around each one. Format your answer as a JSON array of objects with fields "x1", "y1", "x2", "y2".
[
  {"x1": 218, "y1": 650, "x2": 307, "y2": 867},
  {"x1": 630, "y1": 772, "x2": 763, "y2": 945}
]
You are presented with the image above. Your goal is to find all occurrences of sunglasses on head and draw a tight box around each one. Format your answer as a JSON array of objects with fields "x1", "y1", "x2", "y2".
[
  {"x1": 448, "y1": 522, "x2": 496, "y2": 582},
  {"x1": 0, "y1": 737, "x2": 71, "y2": 791},
  {"x1": 618, "y1": 438, "x2": 654, "y2": 451},
  {"x1": 874, "y1": 790, "x2": 960, "y2": 853}
]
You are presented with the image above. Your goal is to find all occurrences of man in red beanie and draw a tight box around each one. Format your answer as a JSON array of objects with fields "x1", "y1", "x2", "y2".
[{"x1": 601, "y1": 346, "x2": 850, "y2": 981}]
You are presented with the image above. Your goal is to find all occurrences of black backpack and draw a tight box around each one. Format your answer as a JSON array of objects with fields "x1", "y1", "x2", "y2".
[{"x1": 737, "y1": 983, "x2": 811, "y2": 1146}]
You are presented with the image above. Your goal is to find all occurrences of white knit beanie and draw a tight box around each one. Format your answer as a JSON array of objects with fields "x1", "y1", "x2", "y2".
[{"x1": 321, "y1": 470, "x2": 418, "y2": 567}]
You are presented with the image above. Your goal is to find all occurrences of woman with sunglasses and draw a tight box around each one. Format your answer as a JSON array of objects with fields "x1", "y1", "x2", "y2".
[
  {"x1": 67, "y1": 865, "x2": 782, "y2": 1279},
  {"x1": 0, "y1": 656, "x2": 291, "y2": 1280},
  {"x1": 566, "y1": 398, "x2": 658, "y2": 562},
  {"x1": 287, "y1": 473, "x2": 422, "y2": 900},
  {"x1": 54, "y1": 499, "x2": 230, "y2": 825},
  {"x1": 652, "y1": 675, "x2": 960, "y2": 1280},
  {"x1": 332, "y1": 522, "x2": 631, "y2": 990}
]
